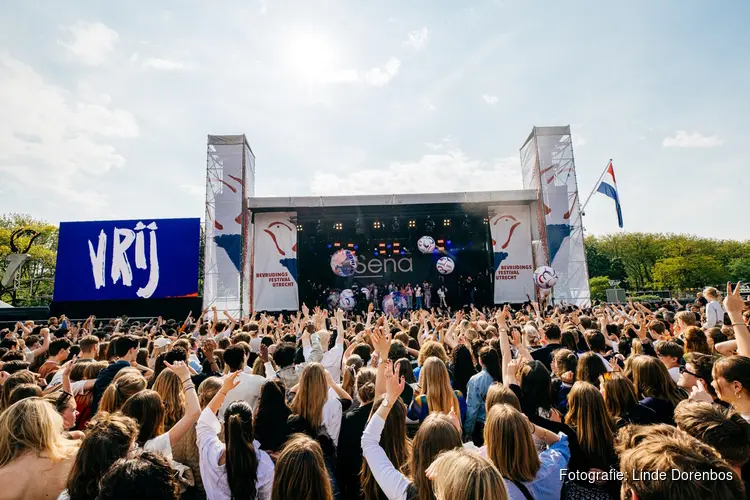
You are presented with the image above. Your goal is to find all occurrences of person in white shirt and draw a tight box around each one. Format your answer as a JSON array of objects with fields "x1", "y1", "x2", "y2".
[
  {"x1": 655, "y1": 341, "x2": 684, "y2": 383},
  {"x1": 437, "y1": 286, "x2": 447, "y2": 308},
  {"x1": 219, "y1": 345, "x2": 266, "y2": 419},
  {"x1": 303, "y1": 309, "x2": 345, "y2": 384},
  {"x1": 289, "y1": 363, "x2": 347, "y2": 447},
  {"x1": 197, "y1": 372, "x2": 274, "y2": 500},
  {"x1": 702, "y1": 287, "x2": 725, "y2": 328}
]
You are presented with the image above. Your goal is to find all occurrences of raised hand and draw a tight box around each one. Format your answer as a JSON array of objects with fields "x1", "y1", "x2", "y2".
[
  {"x1": 384, "y1": 361, "x2": 405, "y2": 401},
  {"x1": 164, "y1": 360, "x2": 191, "y2": 381},
  {"x1": 221, "y1": 371, "x2": 241, "y2": 394},
  {"x1": 725, "y1": 282, "x2": 744, "y2": 318}
]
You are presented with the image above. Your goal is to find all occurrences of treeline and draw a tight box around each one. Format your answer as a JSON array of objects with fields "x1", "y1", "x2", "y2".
[{"x1": 586, "y1": 233, "x2": 750, "y2": 298}]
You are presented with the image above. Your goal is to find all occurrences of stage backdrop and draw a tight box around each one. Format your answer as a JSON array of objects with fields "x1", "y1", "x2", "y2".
[
  {"x1": 488, "y1": 205, "x2": 535, "y2": 303},
  {"x1": 54, "y1": 218, "x2": 200, "y2": 302},
  {"x1": 252, "y1": 212, "x2": 299, "y2": 311}
]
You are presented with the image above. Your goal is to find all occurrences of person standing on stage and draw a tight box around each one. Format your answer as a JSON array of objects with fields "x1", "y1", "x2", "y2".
[
  {"x1": 415, "y1": 284, "x2": 423, "y2": 309},
  {"x1": 467, "y1": 276, "x2": 476, "y2": 305},
  {"x1": 438, "y1": 285, "x2": 447, "y2": 309},
  {"x1": 405, "y1": 283, "x2": 413, "y2": 310},
  {"x1": 372, "y1": 284, "x2": 379, "y2": 310},
  {"x1": 423, "y1": 281, "x2": 432, "y2": 309}
]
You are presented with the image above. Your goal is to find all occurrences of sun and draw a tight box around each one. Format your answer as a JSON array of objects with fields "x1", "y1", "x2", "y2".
[{"x1": 283, "y1": 31, "x2": 339, "y2": 82}]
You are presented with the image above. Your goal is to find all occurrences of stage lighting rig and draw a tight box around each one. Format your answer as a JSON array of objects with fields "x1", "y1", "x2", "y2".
[
  {"x1": 355, "y1": 218, "x2": 364, "y2": 235},
  {"x1": 316, "y1": 220, "x2": 323, "y2": 234},
  {"x1": 392, "y1": 216, "x2": 400, "y2": 231},
  {"x1": 462, "y1": 215, "x2": 471, "y2": 230}
]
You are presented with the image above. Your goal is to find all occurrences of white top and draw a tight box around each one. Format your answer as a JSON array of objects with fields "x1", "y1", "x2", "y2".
[
  {"x1": 303, "y1": 343, "x2": 344, "y2": 384},
  {"x1": 197, "y1": 408, "x2": 274, "y2": 500},
  {"x1": 322, "y1": 388, "x2": 343, "y2": 446},
  {"x1": 437, "y1": 288, "x2": 445, "y2": 298},
  {"x1": 703, "y1": 300, "x2": 725, "y2": 328},
  {"x1": 218, "y1": 372, "x2": 266, "y2": 419},
  {"x1": 415, "y1": 287, "x2": 422, "y2": 297},
  {"x1": 143, "y1": 432, "x2": 173, "y2": 460},
  {"x1": 668, "y1": 366, "x2": 681, "y2": 383},
  {"x1": 361, "y1": 413, "x2": 411, "y2": 500}
]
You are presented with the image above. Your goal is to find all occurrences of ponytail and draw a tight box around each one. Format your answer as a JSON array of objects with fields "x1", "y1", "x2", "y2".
[
  {"x1": 480, "y1": 347, "x2": 502, "y2": 383},
  {"x1": 224, "y1": 401, "x2": 259, "y2": 500}
]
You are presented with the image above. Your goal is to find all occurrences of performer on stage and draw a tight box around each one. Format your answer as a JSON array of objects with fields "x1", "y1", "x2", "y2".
[{"x1": 437, "y1": 284, "x2": 447, "y2": 309}]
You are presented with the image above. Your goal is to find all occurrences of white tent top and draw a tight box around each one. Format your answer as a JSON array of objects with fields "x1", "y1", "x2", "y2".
[{"x1": 0, "y1": 300, "x2": 12, "y2": 308}]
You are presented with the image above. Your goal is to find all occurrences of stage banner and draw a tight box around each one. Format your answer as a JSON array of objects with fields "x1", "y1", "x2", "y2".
[
  {"x1": 252, "y1": 212, "x2": 299, "y2": 311},
  {"x1": 488, "y1": 206, "x2": 535, "y2": 303},
  {"x1": 54, "y1": 218, "x2": 200, "y2": 302}
]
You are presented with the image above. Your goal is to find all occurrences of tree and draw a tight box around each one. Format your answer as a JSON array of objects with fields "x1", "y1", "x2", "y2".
[
  {"x1": 589, "y1": 276, "x2": 610, "y2": 302},
  {"x1": 652, "y1": 256, "x2": 728, "y2": 291},
  {"x1": 592, "y1": 233, "x2": 666, "y2": 289},
  {"x1": 729, "y1": 258, "x2": 750, "y2": 283},
  {"x1": 0, "y1": 213, "x2": 58, "y2": 306}
]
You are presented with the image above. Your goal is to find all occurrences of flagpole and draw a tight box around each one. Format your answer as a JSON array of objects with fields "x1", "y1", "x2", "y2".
[{"x1": 581, "y1": 159, "x2": 612, "y2": 214}]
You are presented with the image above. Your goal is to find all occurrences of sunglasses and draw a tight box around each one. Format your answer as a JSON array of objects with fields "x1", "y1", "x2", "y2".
[{"x1": 679, "y1": 366, "x2": 699, "y2": 378}]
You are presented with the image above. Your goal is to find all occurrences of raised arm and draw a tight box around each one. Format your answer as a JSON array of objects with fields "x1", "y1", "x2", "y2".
[
  {"x1": 725, "y1": 282, "x2": 750, "y2": 357},
  {"x1": 164, "y1": 361, "x2": 201, "y2": 447}
]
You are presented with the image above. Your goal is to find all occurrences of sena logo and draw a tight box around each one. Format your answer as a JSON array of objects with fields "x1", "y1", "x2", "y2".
[{"x1": 355, "y1": 257, "x2": 413, "y2": 277}]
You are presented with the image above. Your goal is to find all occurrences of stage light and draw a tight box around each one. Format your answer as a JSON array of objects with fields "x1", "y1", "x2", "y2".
[
  {"x1": 387, "y1": 244, "x2": 392, "y2": 249},
  {"x1": 462, "y1": 215, "x2": 471, "y2": 229},
  {"x1": 379, "y1": 250, "x2": 386, "y2": 255},
  {"x1": 316, "y1": 220, "x2": 323, "y2": 234},
  {"x1": 443, "y1": 218, "x2": 451, "y2": 227},
  {"x1": 437, "y1": 239, "x2": 445, "y2": 244},
  {"x1": 355, "y1": 217, "x2": 364, "y2": 235},
  {"x1": 378, "y1": 243, "x2": 386, "y2": 248},
  {"x1": 393, "y1": 242, "x2": 400, "y2": 247},
  {"x1": 401, "y1": 250, "x2": 406, "y2": 255},
  {"x1": 354, "y1": 245, "x2": 359, "y2": 250},
  {"x1": 297, "y1": 224, "x2": 303, "y2": 231},
  {"x1": 392, "y1": 216, "x2": 400, "y2": 231},
  {"x1": 408, "y1": 220, "x2": 416, "y2": 228},
  {"x1": 483, "y1": 217, "x2": 489, "y2": 224},
  {"x1": 425, "y1": 216, "x2": 435, "y2": 232},
  {"x1": 327, "y1": 243, "x2": 332, "y2": 249},
  {"x1": 374, "y1": 251, "x2": 378, "y2": 256},
  {"x1": 347, "y1": 243, "x2": 354, "y2": 248},
  {"x1": 334, "y1": 242, "x2": 341, "y2": 247},
  {"x1": 334, "y1": 222, "x2": 343, "y2": 231},
  {"x1": 393, "y1": 249, "x2": 399, "y2": 255},
  {"x1": 446, "y1": 240, "x2": 452, "y2": 246},
  {"x1": 373, "y1": 221, "x2": 382, "y2": 229}
]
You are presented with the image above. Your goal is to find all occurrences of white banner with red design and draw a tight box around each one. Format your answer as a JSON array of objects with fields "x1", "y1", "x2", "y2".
[
  {"x1": 252, "y1": 212, "x2": 299, "y2": 311},
  {"x1": 488, "y1": 205, "x2": 535, "y2": 304}
]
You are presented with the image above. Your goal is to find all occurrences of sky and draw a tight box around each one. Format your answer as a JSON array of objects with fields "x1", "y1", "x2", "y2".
[{"x1": 0, "y1": 0, "x2": 748, "y2": 240}]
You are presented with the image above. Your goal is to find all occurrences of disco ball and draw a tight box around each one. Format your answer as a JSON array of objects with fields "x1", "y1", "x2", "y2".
[
  {"x1": 417, "y1": 235, "x2": 436, "y2": 254},
  {"x1": 436, "y1": 256, "x2": 455, "y2": 275}
]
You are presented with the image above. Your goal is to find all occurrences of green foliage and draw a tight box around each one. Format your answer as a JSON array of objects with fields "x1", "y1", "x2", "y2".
[
  {"x1": 629, "y1": 294, "x2": 662, "y2": 302},
  {"x1": 0, "y1": 213, "x2": 59, "y2": 306},
  {"x1": 729, "y1": 258, "x2": 750, "y2": 283},
  {"x1": 589, "y1": 276, "x2": 610, "y2": 302},
  {"x1": 586, "y1": 233, "x2": 749, "y2": 292}
]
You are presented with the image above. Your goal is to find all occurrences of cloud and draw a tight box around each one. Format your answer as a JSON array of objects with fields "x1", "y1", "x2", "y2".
[
  {"x1": 482, "y1": 94, "x2": 498, "y2": 105},
  {"x1": 363, "y1": 57, "x2": 401, "y2": 87},
  {"x1": 58, "y1": 21, "x2": 119, "y2": 65},
  {"x1": 310, "y1": 149, "x2": 522, "y2": 196},
  {"x1": 405, "y1": 27, "x2": 429, "y2": 50},
  {"x1": 663, "y1": 131, "x2": 723, "y2": 148},
  {"x1": 180, "y1": 184, "x2": 205, "y2": 197},
  {"x1": 130, "y1": 53, "x2": 191, "y2": 71},
  {"x1": 0, "y1": 53, "x2": 139, "y2": 210}
]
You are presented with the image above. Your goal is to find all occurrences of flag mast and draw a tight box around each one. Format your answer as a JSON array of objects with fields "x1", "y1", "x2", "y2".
[{"x1": 581, "y1": 159, "x2": 613, "y2": 214}]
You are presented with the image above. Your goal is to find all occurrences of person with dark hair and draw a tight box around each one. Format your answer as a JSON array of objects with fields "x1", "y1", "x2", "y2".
[
  {"x1": 655, "y1": 340, "x2": 684, "y2": 383},
  {"x1": 352, "y1": 343, "x2": 372, "y2": 367},
  {"x1": 38, "y1": 338, "x2": 72, "y2": 380},
  {"x1": 219, "y1": 345, "x2": 265, "y2": 419},
  {"x1": 448, "y1": 344, "x2": 477, "y2": 396},
  {"x1": 63, "y1": 412, "x2": 139, "y2": 500},
  {"x1": 253, "y1": 380, "x2": 292, "y2": 455},
  {"x1": 91, "y1": 335, "x2": 140, "y2": 414},
  {"x1": 531, "y1": 324, "x2": 562, "y2": 372},
  {"x1": 96, "y1": 452, "x2": 180, "y2": 500},
  {"x1": 264, "y1": 342, "x2": 301, "y2": 388},
  {"x1": 197, "y1": 372, "x2": 274, "y2": 500},
  {"x1": 464, "y1": 346, "x2": 502, "y2": 446}
]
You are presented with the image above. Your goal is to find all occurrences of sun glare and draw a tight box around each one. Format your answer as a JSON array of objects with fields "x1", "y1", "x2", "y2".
[{"x1": 283, "y1": 31, "x2": 338, "y2": 82}]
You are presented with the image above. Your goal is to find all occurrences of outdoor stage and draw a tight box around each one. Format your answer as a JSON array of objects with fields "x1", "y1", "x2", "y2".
[
  {"x1": 248, "y1": 190, "x2": 541, "y2": 310},
  {"x1": 203, "y1": 126, "x2": 592, "y2": 315}
]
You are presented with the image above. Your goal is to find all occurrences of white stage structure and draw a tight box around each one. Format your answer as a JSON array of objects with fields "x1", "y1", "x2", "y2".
[
  {"x1": 521, "y1": 126, "x2": 591, "y2": 306},
  {"x1": 202, "y1": 126, "x2": 591, "y2": 312},
  {"x1": 202, "y1": 135, "x2": 254, "y2": 316}
]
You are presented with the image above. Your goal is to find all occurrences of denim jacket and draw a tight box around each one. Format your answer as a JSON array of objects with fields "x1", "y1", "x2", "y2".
[{"x1": 464, "y1": 369, "x2": 495, "y2": 437}]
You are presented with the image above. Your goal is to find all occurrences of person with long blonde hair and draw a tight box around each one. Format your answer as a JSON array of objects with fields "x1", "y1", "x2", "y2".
[
  {"x1": 289, "y1": 362, "x2": 345, "y2": 447},
  {"x1": 271, "y1": 434, "x2": 333, "y2": 500},
  {"x1": 362, "y1": 361, "x2": 462, "y2": 500},
  {"x1": 483, "y1": 404, "x2": 569, "y2": 499},
  {"x1": 425, "y1": 448, "x2": 508, "y2": 500},
  {"x1": 0, "y1": 398, "x2": 79, "y2": 500},
  {"x1": 152, "y1": 368, "x2": 186, "y2": 430},
  {"x1": 563, "y1": 382, "x2": 619, "y2": 499},
  {"x1": 98, "y1": 373, "x2": 147, "y2": 414},
  {"x1": 408, "y1": 357, "x2": 465, "y2": 424},
  {"x1": 626, "y1": 354, "x2": 686, "y2": 425}
]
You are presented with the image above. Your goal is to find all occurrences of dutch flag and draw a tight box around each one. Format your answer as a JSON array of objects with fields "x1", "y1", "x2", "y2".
[{"x1": 596, "y1": 161, "x2": 623, "y2": 228}]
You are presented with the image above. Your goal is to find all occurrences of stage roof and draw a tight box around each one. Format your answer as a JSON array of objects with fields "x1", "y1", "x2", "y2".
[{"x1": 248, "y1": 189, "x2": 539, "y2": 210}]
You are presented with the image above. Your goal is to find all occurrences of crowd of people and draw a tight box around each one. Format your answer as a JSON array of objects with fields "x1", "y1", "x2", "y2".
[{"x1": 1, "y1": 283, "x2": 750, "y2": 499}]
